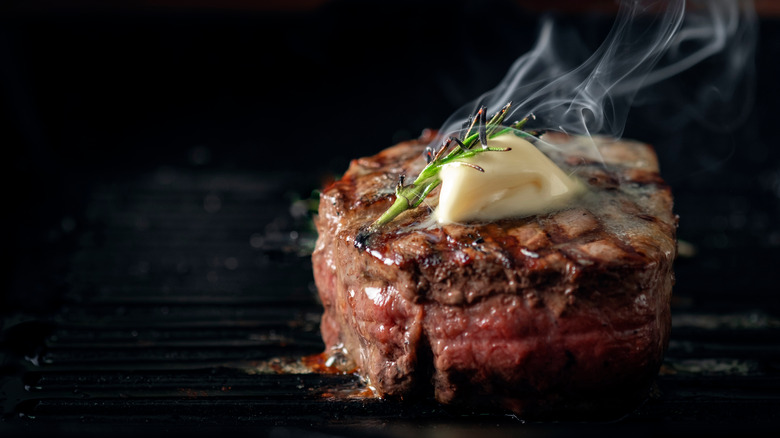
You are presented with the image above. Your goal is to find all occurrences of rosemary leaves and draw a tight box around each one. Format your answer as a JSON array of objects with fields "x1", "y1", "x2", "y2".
[{"x1": 367, "y1": 102, "x2": 536, "y2": 233}]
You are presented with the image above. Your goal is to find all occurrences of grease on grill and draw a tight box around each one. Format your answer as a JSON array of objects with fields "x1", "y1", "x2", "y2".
[{"x1": 242, "y1": 352, "x2": 379, "y2": 400}]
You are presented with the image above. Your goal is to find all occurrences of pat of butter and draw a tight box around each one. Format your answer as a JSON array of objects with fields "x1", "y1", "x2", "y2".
[{"x1": 435, "y1": 133, "x2": 585, "y2": 224}]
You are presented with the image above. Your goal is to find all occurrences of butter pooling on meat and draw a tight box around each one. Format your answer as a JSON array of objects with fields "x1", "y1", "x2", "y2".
[
  {"x1": 363, "y1": 103, "x2": 552, "y2": 234},
  {"x1": 435, "y1": 133, "x2": 585, "y2": 224}
]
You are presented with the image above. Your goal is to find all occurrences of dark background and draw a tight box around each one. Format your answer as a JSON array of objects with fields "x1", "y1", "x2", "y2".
[{"x1": 1, "y1": 0, "x2": 779, "y2": 436}]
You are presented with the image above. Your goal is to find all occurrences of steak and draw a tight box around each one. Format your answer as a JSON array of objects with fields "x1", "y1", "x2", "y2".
[{"x1": 311, "y1": 130, "x2": 677, "y2": 419}]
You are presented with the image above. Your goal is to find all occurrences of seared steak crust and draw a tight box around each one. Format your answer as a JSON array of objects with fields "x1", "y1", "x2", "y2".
[{"x1": 312, "y1": 130, "x2": 677, "y2": 418}]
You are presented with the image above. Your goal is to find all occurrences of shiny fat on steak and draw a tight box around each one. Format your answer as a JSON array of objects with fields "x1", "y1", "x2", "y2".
[{"x1": 311, "y1": 130, "x2": 677, "y2": 419}]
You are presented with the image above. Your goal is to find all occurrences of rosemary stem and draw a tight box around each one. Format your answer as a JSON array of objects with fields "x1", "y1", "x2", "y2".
[
  {"x1": 370, "y1": 174, "x2": 441, "y2": 230},
  {"x1": 371, "y1": 193, "x2": 413, "y2": 229}
]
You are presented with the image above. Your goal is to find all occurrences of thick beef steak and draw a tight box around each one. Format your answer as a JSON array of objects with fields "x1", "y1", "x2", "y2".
[{"x1": 311, "y1": 130, "x2": 677, "y2": 418}]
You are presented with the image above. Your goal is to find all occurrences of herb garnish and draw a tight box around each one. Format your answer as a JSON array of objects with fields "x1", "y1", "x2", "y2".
[{"x1": 367, "y1": 102, "x2": 537, "y2": 233}]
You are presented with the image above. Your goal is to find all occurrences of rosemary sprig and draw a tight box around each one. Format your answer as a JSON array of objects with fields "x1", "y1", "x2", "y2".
[{"x1": 366, "y1": 102, "x2": 536, "y2": 234}]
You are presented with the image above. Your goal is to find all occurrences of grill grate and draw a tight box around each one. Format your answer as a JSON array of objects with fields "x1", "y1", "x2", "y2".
[{"x1": 2, "y1": 166, "x2": 779, "y2": 437}]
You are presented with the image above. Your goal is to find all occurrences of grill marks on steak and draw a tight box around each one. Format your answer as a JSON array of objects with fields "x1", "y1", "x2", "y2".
[{"x1": 312, "y1": 131, "x2": 677, "y2": 418}]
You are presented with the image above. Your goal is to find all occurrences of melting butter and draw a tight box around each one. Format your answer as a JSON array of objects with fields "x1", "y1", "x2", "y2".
[{"x1": 435, "y1": 133, "x2": 585, "y2": 224}]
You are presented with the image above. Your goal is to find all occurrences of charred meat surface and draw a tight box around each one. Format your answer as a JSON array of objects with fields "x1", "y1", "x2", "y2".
[{"x1": 311, "y1": 130, "x2": 677, "y2": 419}]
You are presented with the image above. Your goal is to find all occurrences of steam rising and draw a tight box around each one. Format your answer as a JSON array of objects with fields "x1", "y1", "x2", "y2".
[{"x1": 434, "y1": 0, "x2": 756, "y2": 149}]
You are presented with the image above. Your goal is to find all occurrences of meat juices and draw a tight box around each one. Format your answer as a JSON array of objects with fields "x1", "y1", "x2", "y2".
[{"x1": 311, "y1": 130, "x2": 677, "y2": 419}]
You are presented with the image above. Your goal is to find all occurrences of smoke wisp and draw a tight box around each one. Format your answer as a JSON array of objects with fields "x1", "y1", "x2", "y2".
[{"x1": 432, "y1": 0, "x2": 757, "y2": 152}]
